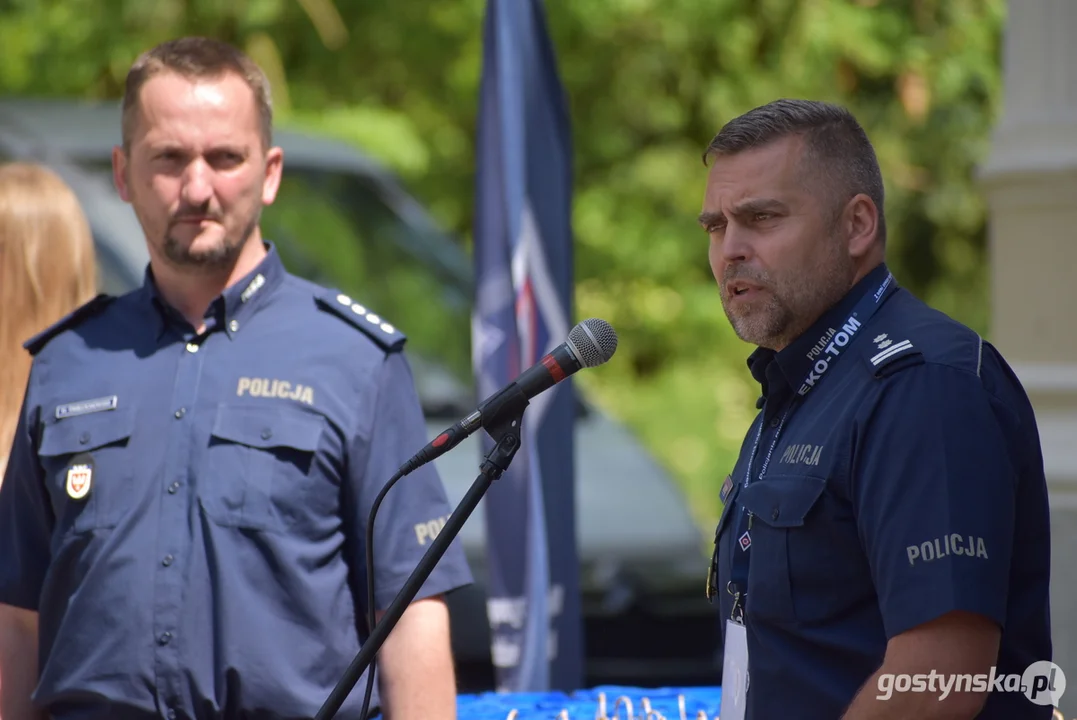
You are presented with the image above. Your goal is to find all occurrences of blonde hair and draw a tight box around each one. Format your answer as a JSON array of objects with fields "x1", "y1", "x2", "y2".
[{"x1": 0, "y1": 162, "x2": 97, "y2": 478}]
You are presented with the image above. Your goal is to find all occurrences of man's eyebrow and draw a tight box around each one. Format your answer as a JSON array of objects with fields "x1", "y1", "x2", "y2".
[
  {"x1": 698, "y1": 199, "x2": 789, "y2": 228},
  {"x1": 146, "y1": 141, "x2": 184, "y2": 152},
  {"x1": 731, "y1": 198, "x2": 788, "y2": 216},
  {"x1": 698, "y1": 210, "x2": 723, "y2": 228},
  {"x1": 145, "y1": 142, "x2": 249, "y2": 155}
]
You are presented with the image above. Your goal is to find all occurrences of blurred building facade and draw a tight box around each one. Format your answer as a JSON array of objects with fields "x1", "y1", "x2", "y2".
[{"x1": 979, "y1": 0, "x2": 1077, "y2": 714}]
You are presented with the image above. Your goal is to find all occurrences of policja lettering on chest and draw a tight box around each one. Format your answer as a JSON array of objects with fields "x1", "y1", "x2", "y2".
[
  {"x1": 236, "y1": 377, "x2": 315, "y2": 405},
  {"x1": 779, "y1": 443, "x2": 823, "y2": 467}
]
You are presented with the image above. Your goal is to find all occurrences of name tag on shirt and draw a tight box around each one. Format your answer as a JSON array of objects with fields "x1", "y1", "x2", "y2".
[
  {"x1": 720, "y1": 474, "x2": 734, "y2": 504},
  {"x1": 720, "y1": 619, "x2": 749, "y2": 720},
  {"x1": 55, "y1": 395, "x2": 118, "y2": 419}
]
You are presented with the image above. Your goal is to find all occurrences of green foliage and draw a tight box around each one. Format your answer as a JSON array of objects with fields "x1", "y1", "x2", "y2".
[
  {"x1": 0, "y1": 0, "x2": 1005, "y2": 535},
  {"x1": 260, "y1": 170, "x2": 474, "y2": 381}
]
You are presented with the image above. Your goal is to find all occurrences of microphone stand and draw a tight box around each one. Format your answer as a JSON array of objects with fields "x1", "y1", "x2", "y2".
[{"x1": 314, "y1": 385, "x2": 530, "y2": 720}]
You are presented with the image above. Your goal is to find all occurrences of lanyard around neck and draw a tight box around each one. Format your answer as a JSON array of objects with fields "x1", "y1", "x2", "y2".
[{"x1": 727, "y1": 271, "x2": 894, "y2": 621}]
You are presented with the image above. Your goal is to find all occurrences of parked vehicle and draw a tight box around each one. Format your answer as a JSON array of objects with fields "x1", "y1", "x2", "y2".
[{"x1": 0, "y1": 98, "x2": 721, "y2": 689}]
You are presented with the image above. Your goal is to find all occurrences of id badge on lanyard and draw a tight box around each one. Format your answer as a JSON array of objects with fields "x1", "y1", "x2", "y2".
[
  {"x1": 717, "y1": 271, "x2": 895, "y2": 716},
  {"x1": 720, "y1": 619, "x2": 750, "y2": 720}
]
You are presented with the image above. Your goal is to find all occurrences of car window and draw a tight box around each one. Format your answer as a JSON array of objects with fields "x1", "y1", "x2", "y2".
[{"x1": 260, "y1": 167, "x2": 477, "y2": 416}]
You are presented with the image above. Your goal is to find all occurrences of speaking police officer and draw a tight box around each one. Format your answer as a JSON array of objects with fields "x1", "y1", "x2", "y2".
[
  {"x1": 0, "y1": 37, "x2": 471, "y2": 720},
  {"x1": 699, "y1": 99, "x2": 1053, "y2": 719}
]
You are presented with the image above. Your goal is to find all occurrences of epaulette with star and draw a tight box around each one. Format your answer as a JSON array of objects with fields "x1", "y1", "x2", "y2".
[
  {"x1": 862, "y1": 331, "x2": 923, "y2": 378},
  {"x1": 315, "y1": 290, "x2": 407, "y2": 353}
]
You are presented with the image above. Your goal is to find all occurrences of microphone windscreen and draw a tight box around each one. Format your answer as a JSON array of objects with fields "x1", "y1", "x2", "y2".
[{"x1": 569, "y1": 318, "x2": 618, "y2": 368}]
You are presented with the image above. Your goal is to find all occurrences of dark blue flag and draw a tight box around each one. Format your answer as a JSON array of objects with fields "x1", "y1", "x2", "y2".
[{"x1": 471, "y1": 0, "x2": 583, "y2": 693}]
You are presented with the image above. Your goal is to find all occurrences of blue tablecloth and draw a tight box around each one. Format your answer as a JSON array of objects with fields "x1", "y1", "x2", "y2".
[{"x1": 455, "y1": 686, "x2": 724, "y2": 719}]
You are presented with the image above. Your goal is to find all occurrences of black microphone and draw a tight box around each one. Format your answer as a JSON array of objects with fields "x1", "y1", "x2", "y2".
[{"x1": 399, "y1": 317, "x2": 618, "y2": 475}]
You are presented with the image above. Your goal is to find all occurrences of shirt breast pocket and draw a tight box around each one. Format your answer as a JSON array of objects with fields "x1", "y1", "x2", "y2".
[
  {"x1": 738, "y1": 474, "x2": 827, "y2": 625},
  {"x1": 38, "y1": 407, "x2": 137, "y2": 534},
  {"x1": 201, "y1": 404, "x2": 325, "y2": 533}
]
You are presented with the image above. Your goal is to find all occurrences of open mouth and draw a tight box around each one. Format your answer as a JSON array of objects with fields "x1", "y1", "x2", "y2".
[{"x1": 728, "y1": 281, "x2": 761, "y2": 298}]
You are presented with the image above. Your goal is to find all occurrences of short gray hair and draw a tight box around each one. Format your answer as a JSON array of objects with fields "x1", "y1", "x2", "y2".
[{"x1": 703, "y1": 99, "x2": 886, "y2": 243}]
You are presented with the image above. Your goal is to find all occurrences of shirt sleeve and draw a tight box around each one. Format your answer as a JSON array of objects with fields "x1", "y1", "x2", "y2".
[
  {"x1": 0, "y1": 377, "x2": 54, "y2": 611},
  {"x1": 852, "y1": 361, "x2": 1016, "y2": 639},
  {"x1": 346, "y1": 350, "x2": 473, "y2": 613}
]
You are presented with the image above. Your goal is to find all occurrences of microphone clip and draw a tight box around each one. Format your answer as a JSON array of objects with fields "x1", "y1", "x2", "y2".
[{"x1": 477, "y1": 383, "x2": 529, "y2": 480}]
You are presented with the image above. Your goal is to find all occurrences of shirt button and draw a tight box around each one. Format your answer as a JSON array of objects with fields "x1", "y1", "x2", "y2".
[
  {"x1": 769, "y1": 417, "x2": 780, "y2": 428},
  {"x1": 229, "y1": 320, "x2": 239, "y2": 333},
  {"x1": 158, "y1": 631, "x2": 172, "y2": 645},
  {"x1": 261, "y1": 428, "x2": 272, "y2": 440},
  {"x1": 168, "y1": 710, "x2": 177, "y2": 720},
  {"x1": 79, "y1": 432, "x2": 90, "y2": 444},
  {"x1": 174, "y1": 408, "x2": 186, "y2": 419},
  {"x1": 168, "y1": 481, "x2": 181, "y2": 494},
  {"x1": 186, "y1": 342, "x2": 199, "y2": 353},
  {"x1": 162, "y1": 554, "x2": 174, "y2": 567},
  {"x1": 772, "y1": 507, "x2": 780, "y2": 521}
]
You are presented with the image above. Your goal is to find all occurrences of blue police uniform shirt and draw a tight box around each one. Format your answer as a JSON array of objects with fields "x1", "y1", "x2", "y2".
[
  {"x1": 712, "y1": 262, "x2": 1053, "y2": 719},
  {"x1": 0, "y1": 242, "x2": 473, "y2": 720}
]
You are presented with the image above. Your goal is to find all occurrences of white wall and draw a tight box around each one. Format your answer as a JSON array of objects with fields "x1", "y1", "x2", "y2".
[{"x1": 980, "y1": 1, "x2": 1077, "y2": 715}]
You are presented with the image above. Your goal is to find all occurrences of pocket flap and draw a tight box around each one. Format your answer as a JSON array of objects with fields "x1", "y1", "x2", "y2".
[
  {"x1": 211, "y1": 405, "x2": 324, "y2": 452},
  {"x1": 739, "y1": 475, "x2": 826, "y2": 529},
  {"x1": 40, "y1": 406, "x2": 136, "y2": 456}
]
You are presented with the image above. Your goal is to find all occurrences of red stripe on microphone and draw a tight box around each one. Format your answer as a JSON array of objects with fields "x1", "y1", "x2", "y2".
[{"x1": 542, "y1": 355, "x2": 566, "y2": 383}]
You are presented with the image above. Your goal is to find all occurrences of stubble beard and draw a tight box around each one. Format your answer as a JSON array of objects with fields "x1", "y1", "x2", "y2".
[
  {"x1": 161, "y1": 208, "x2": 261, "y2": 273},
  {"x1": 722, "y1": 284, "x2": 795, "y2": 349},
  {"x1": 127, "y1": 174, "x2": 263, "y2": 276},
  {"x1": 723, "y1": 238, "x2": 855, "y2": 351}
]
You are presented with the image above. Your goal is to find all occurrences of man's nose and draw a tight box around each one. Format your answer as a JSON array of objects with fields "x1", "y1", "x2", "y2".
[
  {"x1": 720, "y1": 222, "x2": 753, "y2": 264},
  {"x1": 181, "y1": 160, "x2": 213, "y2": 207}
]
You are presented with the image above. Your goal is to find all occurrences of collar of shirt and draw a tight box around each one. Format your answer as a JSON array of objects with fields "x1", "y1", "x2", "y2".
[
  {"x1": 745, "y1": 262, "x2": 894, "y2": 402},
  {"x1": 138, "y1": 241, "x2": 286, "y2": 341}
]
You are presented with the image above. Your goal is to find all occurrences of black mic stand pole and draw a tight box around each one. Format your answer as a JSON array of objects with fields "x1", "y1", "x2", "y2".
[{"x1": 314, "y1": 385, "x2": 530, "y2": 720}]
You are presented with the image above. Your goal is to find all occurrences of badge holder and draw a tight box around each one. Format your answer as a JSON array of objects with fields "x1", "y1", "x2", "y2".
[
  {"x1": 720, "y1": 608, "x2": 749, "y2": 720},
  {"x1": 708, "y1": 481, "x2": 750, "y2": 720},
  {"x1": 720, "y1": 564, "x2": 750, "y2": 720},
  {"x1": 313, "y1": 384, "x2": 530, "y2": 720}
]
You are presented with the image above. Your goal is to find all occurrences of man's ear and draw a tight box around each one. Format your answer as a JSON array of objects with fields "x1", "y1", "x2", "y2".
[
  {"x1": 261, "y1": 146, "x2": 284, "y2": 206},
  {"x1": 112, "y1": 146, "x2": 131, "y2": 203},
  {"x1": 843, "y1": 193, "x2": 878, "y2": 259}
]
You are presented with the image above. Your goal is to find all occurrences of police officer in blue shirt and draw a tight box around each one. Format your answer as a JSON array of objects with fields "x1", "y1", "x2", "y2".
[
  {"x1": 699, "y1": 99, "x2": 1054, "y2": 719},
  {"x1": 0, "y1": 37, "x2": 472, "y2": 720}
]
